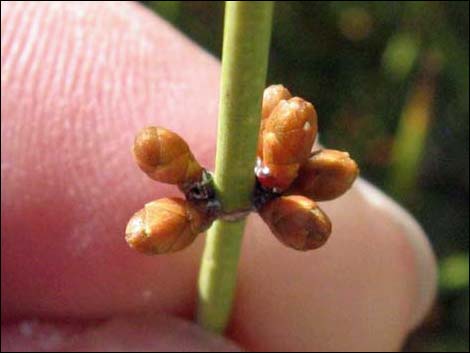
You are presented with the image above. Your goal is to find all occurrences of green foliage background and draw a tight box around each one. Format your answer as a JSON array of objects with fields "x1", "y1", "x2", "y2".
[{"x1": 144, "y1": 1, "x2": 469, "y2": 351}]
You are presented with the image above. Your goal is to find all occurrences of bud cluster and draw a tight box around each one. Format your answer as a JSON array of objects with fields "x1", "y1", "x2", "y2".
[
  {"x1": 125, "y1": 85, "x2": 358, "y2": 255},
  {"x1": 255, "y1": 85, "x2": 359, "y2": 251},
  {"x1": 126, "y1": 126, "x2": 217, "y2": 255}
]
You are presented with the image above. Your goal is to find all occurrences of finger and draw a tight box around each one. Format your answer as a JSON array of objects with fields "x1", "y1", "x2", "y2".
[
  {"x1": 2, "y1": 0, "x2": 218, "y2": 319},
  {"x1": 1, "y1": 315, "x2": 242, "y2": 352},
  {"x1": 231, "y1": 179, "x2": 437, "y2": 351}
]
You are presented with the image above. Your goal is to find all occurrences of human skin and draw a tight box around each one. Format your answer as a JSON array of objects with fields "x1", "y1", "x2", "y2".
[{"x1": 1, "y1": 2, "x2": 436, "y2": 351}]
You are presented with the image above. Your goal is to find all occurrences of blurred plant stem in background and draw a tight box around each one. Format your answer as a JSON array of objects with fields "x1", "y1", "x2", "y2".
[{"x1": 387, "y1": 52, "x2": 441, "y2": 201}]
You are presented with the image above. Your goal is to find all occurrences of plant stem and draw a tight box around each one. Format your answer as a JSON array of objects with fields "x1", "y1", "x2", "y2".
[
  {"x1": 197, "y1": 1, "x2": 274, "y2": 333},
  {"x1": 388, "y1": 54, "x2": 439, "y2": 201}
]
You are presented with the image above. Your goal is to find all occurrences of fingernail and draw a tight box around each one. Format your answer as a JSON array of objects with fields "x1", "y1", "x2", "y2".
[{"x1": 356, "y1": 179, "x2": 438, "y2": 330}]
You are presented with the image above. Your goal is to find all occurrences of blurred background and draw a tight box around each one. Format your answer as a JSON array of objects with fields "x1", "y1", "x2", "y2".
[{"x1": 143, "y1": 1, "x2": 469, "y2": 351}]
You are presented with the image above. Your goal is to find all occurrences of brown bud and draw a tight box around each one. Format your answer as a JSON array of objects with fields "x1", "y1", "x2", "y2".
[
  {"x1": 259, "y1": 195, "x2": 331, "y2": 251},
  {"x1": 125, "y1": 198, "x2": 211, "y2": 254},
  {"x1": 259, "y1": 97, "x2": 318, "y2": 190},
  {"x1": 262, "y1": 84, "x2": 293, "y2": 120},
  {"x1": 289, "y1": 149, "x2": 359, "y2": 201},
  {"x1": 132, "y1": 127, "x2": 203, "y2": 185},
  {"x1": 257, "y1": 85, "x2": 292, "y2": 156}
]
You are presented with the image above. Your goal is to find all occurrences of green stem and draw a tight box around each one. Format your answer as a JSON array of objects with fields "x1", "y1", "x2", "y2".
[
  {"x1": 197, "y1": 1, "x2": 274, "y2": 333},
  {"x1": 387, "y1": 56, "x2": 438, "y2": 201}
]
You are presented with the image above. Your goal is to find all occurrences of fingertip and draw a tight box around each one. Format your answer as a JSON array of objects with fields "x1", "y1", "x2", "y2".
[
  {"x1": 355, "y1": 179, "x2": 437, "y2": 331},
  {"x1": 231, "y1": 178, "x2": 436, "y2": 351}
]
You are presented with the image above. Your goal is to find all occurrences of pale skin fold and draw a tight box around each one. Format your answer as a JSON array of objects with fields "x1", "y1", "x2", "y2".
[{"x1": 1, "y1": 2, "x2": 437, "y2": 351}]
